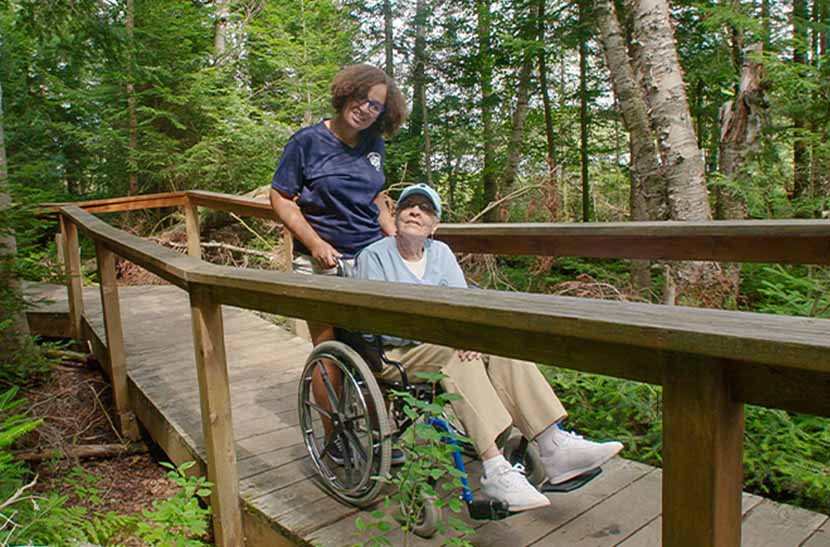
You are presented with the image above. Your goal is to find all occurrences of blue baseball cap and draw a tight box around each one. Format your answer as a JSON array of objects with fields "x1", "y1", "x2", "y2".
[{"x1": 396, "y1": 184, "x2": 442, "y2": 218}]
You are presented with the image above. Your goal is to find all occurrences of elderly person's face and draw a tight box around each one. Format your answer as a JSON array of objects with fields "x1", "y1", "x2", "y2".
[{"x1": 395, "y1": 195, "x2": 439, "y2": 239}]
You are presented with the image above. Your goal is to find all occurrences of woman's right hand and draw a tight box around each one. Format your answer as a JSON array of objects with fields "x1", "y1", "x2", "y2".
[{"x1": 310, "y1": 240, "x2": 342, "y2": 270}]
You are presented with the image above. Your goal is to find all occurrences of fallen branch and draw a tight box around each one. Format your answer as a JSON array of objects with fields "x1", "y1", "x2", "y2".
[
  {"x1": 162, "y1": 239, "x2": 278, "y2": 261},
  {"x1": 14, "y1": 442, "x2": 148, "y2": 463},
  {"x1": 468, "y1": 184, "x2": 542, "y2": 223},
  {"x1": 44, "y1": 348, "x2": 94, "y2": 365},
  {"x1": 0, "y1": 475, "x2": 38, "y2": 511}
]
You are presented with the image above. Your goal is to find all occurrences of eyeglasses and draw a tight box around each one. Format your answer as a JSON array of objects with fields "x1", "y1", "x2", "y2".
[
  {"x1": 399, "y1": 200, "x2": 436, "y2": 215},
  {"x1": 359, "y1": 98, "x2": 386, "y2": 116}
]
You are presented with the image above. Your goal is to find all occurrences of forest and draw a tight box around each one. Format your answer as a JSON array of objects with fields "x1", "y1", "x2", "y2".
[{"x1": 0, "y1": 0, "x2": 829, "y2": 544}]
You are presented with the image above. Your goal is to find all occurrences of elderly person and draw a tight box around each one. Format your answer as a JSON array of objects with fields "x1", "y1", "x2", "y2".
[{"x1": 354, "y1": 184, "x2": 623, "y2": 513}]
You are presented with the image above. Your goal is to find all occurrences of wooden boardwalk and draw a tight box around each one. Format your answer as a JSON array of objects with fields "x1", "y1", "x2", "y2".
[{"x1": 26, "y1": 282, "x2": 830, "y2": 546}]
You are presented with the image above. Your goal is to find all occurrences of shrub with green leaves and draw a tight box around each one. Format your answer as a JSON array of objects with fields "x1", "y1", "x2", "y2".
[{"x1": 357, "y1": 371, "x2": 473, "y2": 547}]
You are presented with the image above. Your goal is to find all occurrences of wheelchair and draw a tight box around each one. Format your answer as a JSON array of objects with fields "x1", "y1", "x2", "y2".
[{"x1": 297, "y1": 328, "x2": 601, "y2": 537}]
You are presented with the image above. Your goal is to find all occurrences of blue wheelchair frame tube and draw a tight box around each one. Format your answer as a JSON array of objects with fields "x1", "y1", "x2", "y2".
[{"x1": 426, "y1": 417, "x2": 474, "y2": 504}]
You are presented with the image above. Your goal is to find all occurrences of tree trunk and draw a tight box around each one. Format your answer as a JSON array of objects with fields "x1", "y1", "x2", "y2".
[
  {"x1": 384, "y1": 0, "x2": 394, "y2": 77},
  {"x1": 214, "y1": 0, "x2": 230, "y2": 64},
  {"x1": 594, "y1": 0, "x2": 666, "y2": 295},
  {"x1": 499, "y1": 9, "x2": 535, "y2": 218},
  {"x1": 415, "y1": 0, "x2": 432, "y2": 185},
  {"x1": 408, "y1": 0, "x2": 429, "y2": 182},
  {"x1": 717, "y1": 42, "x2": 766, "y2": 303},
  {"x1": 537, "y1": 0, "x2": 560, "y2": 221},
  {"x1": 126, "y1": 0, "x2": 138, "y2": 196},
  {"x1": 629, "y1": 0, "x2": 721, "y2": 304},
  {"x1": 0, "y1": 79, "x2": 33, "y2": 361},
  {"x1": 791, "y1": 0, "x2": 810, "y2": 203},
  {"x1": 629, "y1": 0, "x2": 710, "y2": 222},
  {"x1": 477, "y1": 0, "x2": 498, "y2": 222},
  {"x1": 717, "y1": 43, "x2": 765, "y2": 220},
  {"x1": 579, "y1": 0, "x2": 591, "y2": 222}
]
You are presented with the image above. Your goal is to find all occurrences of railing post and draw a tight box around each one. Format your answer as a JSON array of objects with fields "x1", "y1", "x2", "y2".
[
  {"x1": 189, "y1": 286, "x2": 242, "y2": 547},
  {"x1": 94, "y1": 242, "x2": 140, "y2": 441},
  {"x1": 59, "y1": 214, "x2": 84, "y2": 343},
  {"x1": 184, "y1": 198, "x2": 201, "y2": 259},
  {"x1": 662, "y1": 354, "x2": 744, "y2": 547}
]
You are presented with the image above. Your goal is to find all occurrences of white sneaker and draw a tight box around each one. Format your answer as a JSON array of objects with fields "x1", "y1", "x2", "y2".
[
  {"x1": 540, "y1": 430, "x2": 623, "y2": 485},
  {"x1": 480, "y1": 462, "x2": 551, "y2": 512}
]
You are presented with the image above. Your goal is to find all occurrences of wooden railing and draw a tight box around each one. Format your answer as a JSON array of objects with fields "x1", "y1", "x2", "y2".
[{"x1": 49, "y1": 191, "x2": 830, "y2": 547}]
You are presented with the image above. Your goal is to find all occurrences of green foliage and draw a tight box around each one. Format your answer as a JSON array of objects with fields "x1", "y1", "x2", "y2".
[
  {"x1": 357, "y1": 372, "x2": 472, "y2": 547},
  {"x1": 741, "y1": 264, "x2": 830, "y2": 318},
  {"x1": 131, "y1": 461, "x2": 212, "y2": 547},
  {"x1": 0, "y1": 388, "x2": 212, "y2": 547}
]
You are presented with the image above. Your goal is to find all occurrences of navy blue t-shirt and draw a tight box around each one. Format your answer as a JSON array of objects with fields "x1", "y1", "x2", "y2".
[{"x1": 271, "y1": 121, "x2": 386, "y2": 259}]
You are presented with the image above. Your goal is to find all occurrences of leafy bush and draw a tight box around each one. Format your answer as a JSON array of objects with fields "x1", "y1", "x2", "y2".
[
  {"x1": 0, "y1": 386, "x2": 212, "y2": 545},
  {"x1": 357, "y1": 372, "x2": 473, "y2": 547}
]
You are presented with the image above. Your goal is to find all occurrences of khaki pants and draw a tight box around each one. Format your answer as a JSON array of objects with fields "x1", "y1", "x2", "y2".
[{"x1": 381, "y1": 343, "x2": 567, "y2": 456}]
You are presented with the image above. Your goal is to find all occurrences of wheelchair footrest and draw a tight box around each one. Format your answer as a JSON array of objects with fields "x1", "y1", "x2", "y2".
[
  {"x1": 541, "y1": 467, "x2": 602, "y2": 493},
  {"x1": 468, "y1": 499, "x2": 512, "y2": 521}
]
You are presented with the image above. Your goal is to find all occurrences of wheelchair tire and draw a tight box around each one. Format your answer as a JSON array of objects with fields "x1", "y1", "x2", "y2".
[
  {"x1": 298, "y1": 341, "x2": 392, "y2": 507},
  {"x1": 502, "y1": 434, "x2": 547, "y2": 488},
  {"x1": 411, "y1": 496, "x2": 441, "y2": 539}
]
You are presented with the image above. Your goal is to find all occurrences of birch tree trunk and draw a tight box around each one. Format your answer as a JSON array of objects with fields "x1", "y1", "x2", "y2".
[
  {"x1": 0, "y1": 78, "x2": 33, "y2": 361},
  {"x1": 477, "y1": 0, "x2": 499, "y2": 222},
  {"x1": 214, "y1": 0, "x2": 231, "y2": 64},
  {"x1": 628, "y1": 0, "x2": 722, "y2": 304},
  {"x1": 629, "y1": 0, "x2": 710, "y2": 223},
  {"x1": 594, "y1": 0, "x2": 665, "y2": 294}
]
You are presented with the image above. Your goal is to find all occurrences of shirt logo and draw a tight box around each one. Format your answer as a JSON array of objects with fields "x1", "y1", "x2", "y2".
[{"x1": 367, "y1": 152, "x2": 382, "y2": 172}]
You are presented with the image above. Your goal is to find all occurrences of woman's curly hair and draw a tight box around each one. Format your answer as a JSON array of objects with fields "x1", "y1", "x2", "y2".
[{"x1": 331, "y1": 64, "x2": 408, "y2": 138}]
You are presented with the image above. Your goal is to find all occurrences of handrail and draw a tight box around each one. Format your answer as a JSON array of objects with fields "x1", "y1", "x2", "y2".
[
  {"x1": 44, "y1": 189, "x2": 830, "y2": 264},
  {"x1": 60, "y1": 205, "x2": 830, "y2": 413},
  {"x1": 54, "y1": 195, "x2": 830, "y2": 547}
]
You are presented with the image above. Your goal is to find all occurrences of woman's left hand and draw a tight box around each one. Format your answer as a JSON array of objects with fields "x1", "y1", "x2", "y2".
[{"x1": 456, "y1": 350, "x2": 481, "y2": 362}]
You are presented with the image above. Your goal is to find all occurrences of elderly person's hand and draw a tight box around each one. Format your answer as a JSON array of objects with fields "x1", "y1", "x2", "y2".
[{"x1": 456, "y1": 350, "x2": 481, "y2": 362}]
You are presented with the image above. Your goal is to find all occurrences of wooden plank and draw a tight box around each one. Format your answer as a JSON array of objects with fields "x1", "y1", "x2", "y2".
[
  {"x1": 59, "y1": 215, "x2": 84, "y2": 342},
  {"x1": 462, "y1": 459, "x2": 652, "y2": 547},
  {"x1": 26, "y1": 311, "x2": 71, "y2": 338},
  {"x1": 435, "y1": 220, "x2": 830, "y2": 264},
  {"x1": 95, "y1": 242, "x2": 139, "y2": 440},
  {"x1": 60, "y1": 206, "x2": 198, "y2": 290},
  {"x1": 662, "y1": 354, "x2": 744, "y2": 547},
  {"x1": 618, "y1": 492, "x2": 764, "y2": 546},
  {"x1": 189, "y1": 287, "x2": 243, "y2": 547},
  {"x1": 189, "y1": 266, "x2": 830, "y2": 377},
  {"x1": 802, "y1": 517, "x2": 830, "y2": 547},
  {"x1": 741, "y1": 499, "x2": 828, "y2": 546},
  {"x1": 38, "y1": 191, "x2": 187, "y2": 215},
  {"x1": 184, "y1": 199, "x2": 201, "y2": 259},
  {"x1": 529, "y1": 469, "x2": 662, "y2": 545},
  {"x1": 187, "y1": 190, "x2": 275, "y2": 220}
]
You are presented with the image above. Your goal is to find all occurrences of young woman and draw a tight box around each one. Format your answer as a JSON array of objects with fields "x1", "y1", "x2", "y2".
[{"x1": 269, "y1": 65, "x2": 407, "y2": 459}]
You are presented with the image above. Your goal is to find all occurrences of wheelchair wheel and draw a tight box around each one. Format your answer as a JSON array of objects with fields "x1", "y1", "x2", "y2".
[
  {"x1": 502, "y1": 434, "x2": 546, "y2": 488},
  {"x1": 411, "y1": 496, "x2": 441, "y2": 539},
  {"x1": 298, "y1": 341, "x2": 392, "y2": 507}
]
